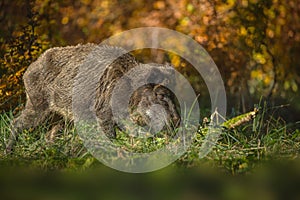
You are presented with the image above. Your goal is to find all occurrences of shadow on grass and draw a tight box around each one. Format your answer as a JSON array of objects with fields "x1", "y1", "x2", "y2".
[{"x1": 0, "y1": 159, "x2": 300, "y2": 200}]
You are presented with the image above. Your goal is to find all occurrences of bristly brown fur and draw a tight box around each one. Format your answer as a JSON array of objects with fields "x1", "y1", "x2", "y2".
[{"x1": 6, "y1": 44, "x2": 180, "y2": 153}]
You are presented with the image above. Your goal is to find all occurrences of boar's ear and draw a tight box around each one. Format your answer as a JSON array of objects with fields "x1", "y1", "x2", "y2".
[
  {"x1": 146, "y1": 65, "x2": 175, "y2": 86},
  {"x1": 147, "y1": 68, "x2": 173, "y2": 84},
  {"x1": 146, "y1": 68, "x2": 163, "y2": 83}
]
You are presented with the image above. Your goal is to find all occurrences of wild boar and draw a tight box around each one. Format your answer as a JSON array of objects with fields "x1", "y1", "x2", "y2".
[{"x1": 6, "y1": 44, "x2": 180, "y2": 153}]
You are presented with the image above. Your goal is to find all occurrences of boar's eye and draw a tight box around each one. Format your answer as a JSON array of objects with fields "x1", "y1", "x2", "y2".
[
  {"x1": 145, "y1": 109, "x2": 152, "y2": 117},
  {"x1": 156, "y1": 94, "x2": 164, "y2": 100}
]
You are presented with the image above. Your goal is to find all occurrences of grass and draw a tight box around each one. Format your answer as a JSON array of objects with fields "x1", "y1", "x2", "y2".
[
  {"x1": 1, "y1": 105, "x2": 300, "y2": 199},
  {"x1": 0, "y1": 103, "x2": 299, "y2": 175}
]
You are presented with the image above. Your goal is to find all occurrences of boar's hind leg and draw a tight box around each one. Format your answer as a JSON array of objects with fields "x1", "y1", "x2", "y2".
[{"x1": 6, "y1": 99, "x2": 50, "y2": 153}]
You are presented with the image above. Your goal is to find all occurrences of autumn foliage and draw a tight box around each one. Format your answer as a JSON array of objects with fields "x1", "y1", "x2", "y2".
[{"x1": 1, "y1": 0, "x2": 300, "y2": 115}]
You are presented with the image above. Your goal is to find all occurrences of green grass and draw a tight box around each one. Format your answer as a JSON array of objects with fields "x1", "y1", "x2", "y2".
[{"x1": 0, "y1": 104, "x2": 299, "y2": 175}]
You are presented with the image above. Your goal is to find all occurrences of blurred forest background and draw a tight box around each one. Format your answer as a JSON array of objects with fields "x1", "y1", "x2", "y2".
[{"x1": 0, "y1": 0, "x2": 300, "y2": 122}]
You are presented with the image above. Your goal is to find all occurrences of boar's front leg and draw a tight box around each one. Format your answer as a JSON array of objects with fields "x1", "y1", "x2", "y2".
[{"x1": 95, "y1": 106, "x2": 117, "y2": 139}]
